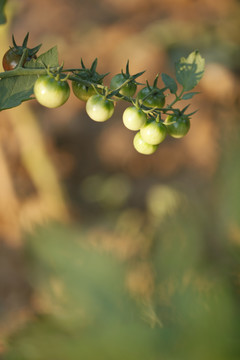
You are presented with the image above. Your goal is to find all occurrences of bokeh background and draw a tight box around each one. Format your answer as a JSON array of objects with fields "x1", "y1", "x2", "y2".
[{"x1": 0, "y1": 0, "x2": 240, "y2": 359}]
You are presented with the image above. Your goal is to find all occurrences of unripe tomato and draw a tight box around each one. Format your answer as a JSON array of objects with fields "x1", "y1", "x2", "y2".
[
  {"x1": 86, "y1": 95, "x2": 114, "y2": 122},
  {"x1": 133, "y1": 132, "x2": 158, "y2": 155},
  {"x1": 122, "y1": 106, "x2": 147, "y2": 131},
  {"x1": 137, "y1": 86, "x2": 165, "y2": 108},
  {"x1": 110, "y1": 74, "x2": 137, "y2": 97},
  {"x1": 34, "y1": 75, "x2": 70, "y2": 108},
  {"x1": 72, "y1": 82, "x2": 96, "y2": 102},
  {"x1": 140, "y1": 119, "x2": 167, "y2": 145},
  {"x1": 165, "y1": 114, "x2": 190, "y2": 138}
]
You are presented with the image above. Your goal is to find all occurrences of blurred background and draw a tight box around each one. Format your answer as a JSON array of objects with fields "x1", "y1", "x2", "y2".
[{"x1": 0, "y1": 0, "x2": 240, "y2": 359}]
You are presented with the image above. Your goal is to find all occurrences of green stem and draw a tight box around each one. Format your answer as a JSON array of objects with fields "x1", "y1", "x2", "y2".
[
  {"x1": 17, "y1": 48, "x2": 29, "y2": 68},
  {"x1": 168, "y1": 88, "x2": 185, "y2": 107},
  {"x1": 61, "y1": 68, "x2": 85, "y2": 72},
  {"x1": 0, "y1": 66, "x2": 185, "y2": 116},
  {"x1": 0, "y1": 67, "x2": 50, "y2": 78}
]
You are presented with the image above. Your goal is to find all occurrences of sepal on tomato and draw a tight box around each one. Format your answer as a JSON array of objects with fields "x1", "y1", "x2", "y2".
[
  {"x1": 109, "y1": 61, "x2": 144, "y2": 98},
  {"x1": 11, "y1": 32, "x2": 42, "y2": 58}
]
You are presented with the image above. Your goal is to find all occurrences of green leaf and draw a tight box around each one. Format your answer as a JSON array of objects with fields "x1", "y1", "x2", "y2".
[
  {"x1": 25, "y1": 46, "x2": 59, "y2": 68},
  {"x1": 161, "y1": 73, "x2": 178, "y2": 94},
  {"x1": 0, "y1": 47, "x2": 59, "y2": 111},
  {"x1": 181, "y1": 91, "x2": 200, "y2": 100},
  {"x1": 0, "y1": 0, "x2": 7, "y2": 24},
  {"x1": 0, "y1": 77, "x2": 34, "y2": 110},
  {"x1": 175, "y1": 50, "x2": 205, "y2": 91}
]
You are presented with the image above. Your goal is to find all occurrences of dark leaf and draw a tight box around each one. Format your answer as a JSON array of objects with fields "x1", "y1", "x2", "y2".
[{"x1": 161, "y1": 73, "x2": 178, "y2": 94}]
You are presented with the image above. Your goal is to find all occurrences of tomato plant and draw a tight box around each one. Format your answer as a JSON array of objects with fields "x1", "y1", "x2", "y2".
[
  {"x1": 165, "y1": 114, "x2": 191, "y2": 138},
  {"x1": 34, "y1": 74, "x2": 70, "y2": 108},
  {"x1": 133, "y1": 132, "x2": 158, "y2": 155},
  {"x1": 140, "y1": 118, "x2": 167, "y2": 145},
  {"x1": 122, "y1": 106, "x2": 147, "y2": 131},
  {"x1": 0, "y1": 32, "x2": 205, "y2": 155},
  {"x1": 86, "y1": 94, "x2": 114, "y2": 122}
]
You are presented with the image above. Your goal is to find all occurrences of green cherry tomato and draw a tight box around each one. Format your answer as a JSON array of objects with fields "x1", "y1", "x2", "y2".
[
  {"x1": 110, "y1": 74, "x2": 137, "y2": 97},
  {"x1": 140, "y1": 119, "x2": 167, "y2": 145},
  {"x1": 86, "y1": 95, "x2": 114, "y2": 122},
  {"x1": 72, "y1": 82, "x2": 97, "y2": 102},
  {"x1": 165, "y1": 114, "x2": 190, "y2": 138},
  {"x1": 34, "y1": 75, "x2": 70, "y2": 108},
  {"x1": 133, "y1": 132, "x2": 158, "y2": 155},
  {"x1": 122, "y1": 106, "x2": 147, "y2": 131},
  {"x1": 137, "y1": 86, "x2": 165, "y2": 108}
]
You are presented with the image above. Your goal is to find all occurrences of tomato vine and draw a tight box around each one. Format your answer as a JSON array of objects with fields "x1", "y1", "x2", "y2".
[{"x1": 0, "y1": 33, "x2": 205, "y2": 154}]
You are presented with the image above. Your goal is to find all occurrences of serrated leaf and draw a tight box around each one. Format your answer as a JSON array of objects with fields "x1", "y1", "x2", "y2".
[
  {"x1": 0, "y1": 47, "x2": 59, "y2": 111},
  {"x1": 0, "y1": 0, "x2": 7, "y2": 24},
  {"x1": 175, "y1": 51, "x2": 205, "y2": 91},
  {"x1": 161, "y1": 73, "x2": 178, "y2": 94},
  {"x1": 182, "y1": 91, "x2": 200, "y2": 100}
]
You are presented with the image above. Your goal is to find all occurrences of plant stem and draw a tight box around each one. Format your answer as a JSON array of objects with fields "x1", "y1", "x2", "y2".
[
  {"x1": 0, "y1": 67, "x2": 186, "y2": 114},
  {"x1": 168, "y1": 88, "x2": 185, "y2": 107},
  {"x1": 17, "y1": 48, "x2": 29, "y2": 68},
  {"x1": 0, "y1": 67, "x2": 49, "y2": 78}
]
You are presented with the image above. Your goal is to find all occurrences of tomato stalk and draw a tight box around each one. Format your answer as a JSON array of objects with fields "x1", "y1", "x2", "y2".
[
  {"x1": 168, "y1": 88, "x2": 185, "y2": 107},
  {"x1": 0, "y1": 64, "x2": 194, "y2": 120},
  {"x1": 16, "y1": 48, "x2": 29, "y2": 68}
]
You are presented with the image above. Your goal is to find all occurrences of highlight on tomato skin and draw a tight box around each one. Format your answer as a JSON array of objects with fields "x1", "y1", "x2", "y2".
[
  {"x1": 33, "y1": 75, "x2": 70, "y2": 108},
  {"x1": 86, "y1": 94, "x2": 115, "y2": 122},
  {"x1": 2, "y1": 50, "x2": 37, "y2": 71},
  {"x1": 2, "y1": 49, "x2": 21, "y2": 71},
  {"x1": 140, "y1": 119, "x2": 167, "y2": 145},
  {"x1": 122, "y1": 106, "x2": 147, "y2": 131}
]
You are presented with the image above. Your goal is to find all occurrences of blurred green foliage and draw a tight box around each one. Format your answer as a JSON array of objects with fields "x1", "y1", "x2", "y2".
[
  {"x1": 4, "y1": 124, "x2": 240, "y2": 359},
  {"x1": 0, "y1": 0, "x2": 7, "y2": 25}
]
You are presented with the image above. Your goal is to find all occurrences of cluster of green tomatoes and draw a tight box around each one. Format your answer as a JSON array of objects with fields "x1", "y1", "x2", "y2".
[
  {"x1": 2, "y1": 34, "x2": 191, "y2": 155},
  {"x1": 33, "y1": 65, "x2": 190, "y2": 155}
]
